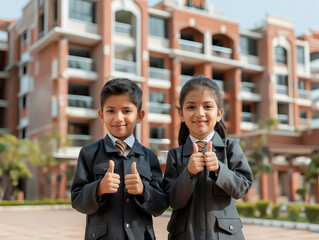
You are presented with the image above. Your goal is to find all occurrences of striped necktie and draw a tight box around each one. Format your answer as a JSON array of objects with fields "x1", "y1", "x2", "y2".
[
  {"x1": 196, "y1": 141, "x2": 206, "y2": 152},
  {"x1": 115, "y1": 140, "x2": 127, "y2": 156}
]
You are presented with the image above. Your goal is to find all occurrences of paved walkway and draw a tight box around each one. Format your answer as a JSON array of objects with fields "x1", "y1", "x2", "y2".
[{"x1": 0, "y1": 208, "x2": 318, "y2": 239}]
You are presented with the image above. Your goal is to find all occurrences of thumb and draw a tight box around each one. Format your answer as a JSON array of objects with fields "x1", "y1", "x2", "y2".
[
  {"x1": 107, "y1": 160, "x2": 114, "y2": 173},
  {"x1": 206, "y1": 141, "x2": 212, "y2": 152},
  {"x1": 193, "y1": 143, "x2": 198, "y2": 153},
  {"x1": 131, "y1": 162, "x2": 138, "y2": 174}
]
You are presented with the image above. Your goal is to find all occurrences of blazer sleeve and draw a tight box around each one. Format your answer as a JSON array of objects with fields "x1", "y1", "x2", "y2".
[
  {"x1": 215, "y1": 138, "x2": 253, "y2": 199},
  {"x1": 71, "y1": 148, "x2": 105, "y2": 215},
  {"x1": 134, "y1": 149, "x2": 168, "y2": 217},
  {"x1": 163, "y1": 149, "x2": 197, "y2": 210}
]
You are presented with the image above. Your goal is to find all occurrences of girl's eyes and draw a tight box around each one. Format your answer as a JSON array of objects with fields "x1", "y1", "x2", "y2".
[
  {"x1": 106, "y1": 109, "x2": 132, "y2": 114},
  {"x1": 185, "y1": 105, "x2": 213, "y2": 110}
]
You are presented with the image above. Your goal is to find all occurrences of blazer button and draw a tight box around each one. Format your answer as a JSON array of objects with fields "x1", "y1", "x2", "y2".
[
  {"x1": 92, "y1": 232, "x2": 96, "y2": 238},
  {"x1": 126, "y1": 223, "x2": 130, "y2": 228},
  {"x1": 126, "y1": 198, "x2": 130, "y2": 203},
  {"x1": 229, "y1": 224, "x2": 234, "y2": 230},
  {"x1": 142, "y1": 177, "x2": 146, "y2": 181}
]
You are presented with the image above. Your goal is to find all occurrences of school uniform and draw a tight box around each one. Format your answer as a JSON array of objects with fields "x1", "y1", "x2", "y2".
[
  {"x1": 163, "y1": 132, "x2": 253, "y2": 240},
  {"x1": 71, "y1": 134, "x2": 168, "y2": 240}
]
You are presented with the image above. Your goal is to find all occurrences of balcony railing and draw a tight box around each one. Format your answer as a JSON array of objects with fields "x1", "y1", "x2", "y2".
[
  {"x1": 298, "y1": 89, "x2": 309, "y2": 99},
  {"x1": 311, "y1": 88, "x2": 319, "y2": 101},
  {"x1": 115, "y1": 22, "x2": 132, "y2": 35},
  {"x1": 310, "y1": 59, "x2": 319, "y2": 72},
  {"x1": 0, "y1": 31, "x2": 8, "y2": 42},
  {"x1": 213, "y1": 79, "x2": 224, "y2": 91},
  {"x1": 68, "y1": 55, "x2": 94, "y2": 72},
  {"x1": 179, "y1": 39, "x2": 203, "y2": 53},
  {"x1": 276, "y1": 85, "x2": 288, "y2": 95},
  {"x1": 241, "y1": 81, "x2": 256, "y2": 93},
  {"x1": 68, "y1": 94, "x2": 93, "y2": 108},
  {"x1": 149, "y1": 67, "x2": 170, "y2": 81},
  {"x1": 241, "y1": 112, "x2": 256, "y2": 123},
  {"x1": 148, "y1": 102, "x2": 171, "y2": 114},
  {"x1": 212, "y1": 45, "x2": 232, "y2": 59},
  {"x1": 68, "y1": 134, "x2": 92, "y2": 147},
  {"x1": 114, "y1": 59, "x2": 137, "y2": 75},
  {"x1": 180, "y1": 75, "x2": 192, "y2": 86},
  {"x1": 277, "y1": 114, "x2": 289, "y2": 124}
]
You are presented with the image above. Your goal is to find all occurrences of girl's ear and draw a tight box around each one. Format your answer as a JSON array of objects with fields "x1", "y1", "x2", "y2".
[
  {"x1": 178, "y1": 108, "x2": 185, "y2": 122},
  {"x1": 137, "y1": 110, "x2": 145, "y2": 123},
  {"x1": 217, "y1": 109, "x2": 223, "y2": 122}
]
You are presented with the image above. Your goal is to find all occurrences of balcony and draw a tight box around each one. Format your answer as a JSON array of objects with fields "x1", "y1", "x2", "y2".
[
  {"x1": 148, "y1": 102, "x2": 171, "y2": 115},
  {"x1": 68, "y1": 134, "x2": 92, "y2": 147},
  {"x1": 310, "y1": 59, "x2": 319, "y2": 73},
  {"x1": 149, "y1": 67, "x2": 170, "y2": 81},
  {"x1": 179, "y1": 39, "x2": 203, "y2": 53},
  {"x1": 311, "y1": 118, "x2": 319, "y2": 129},
  {"x1": 68, "y1": 55, "x2": 94, "y2": 72},
  {"x1": 276, "y1": 85, "x2": 288, "y2": 95},
  {"x1": 277, "y1": 114, "x2": 289, "y2": 125},
  {"x1": 212, "y1": 45, "x2": 232, "y2": 59},
  {"x1": 68, "y1": 95, "x2": 93, "y2": 108},
  {"x1": 241, "y1": 81, "x2": 256, "y2": 93},
  {"x1": 180, "y1": 75, "x2": 192, "y2": 86},
  {"x1": 298, "y1": 89, "x2": 309, "y2": 99},
  {"x1": 311, "y1": 88, "x2": 319, "y2": 101},
  {"x1": 114, "y1": 59, "x2": 137, "y2": 75},
  {"x1": 115, "y1": 22, "x2": 132, "y2": 35},
  {"x1": 242, "y1": 112, "x2": 256, "y2": 123}
]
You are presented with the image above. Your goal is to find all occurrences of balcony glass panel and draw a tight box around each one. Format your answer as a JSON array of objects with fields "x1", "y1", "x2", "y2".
[
  {"x1": 179, "y1": 39, "x2": 203, "y2": 53},
  {"x1": 276, "y1": 85, "x2": 288, "y2": 95},
  {"x1": 310, "y1": 59, "x2": 319, "y2": 72},
  {"x1": 212, "y1": 45, "x2": 232, "y2": 58},
  {"x1": 115, "y1": 22, "x2": 132, "y2": 35},
  {"x1": 149, "y1": 67, "x2": 170, "y2": 81},
  {"x1": 0, "y1": 31, "x2": 8, "y2": 42},
  {"x1": 277, "y1": 114, "x2": 289, "y2": 124},
  {"x1": 68, "y1": 55, "x2": 94, "y2": 71},
  {"x1": 213, "y1": 79, "x2": 224, "y2": 91},
  {"x1": 69, "y1": 134, "x2": 92, "y2": 147},
  {"x1": 242, "y1": 112, "x2": 256, "y2": 122},
  {"x1": 68, "y1": 94, "x2": 93, "y2": 108},
  {"x1": 241, "y1": 82, "x2": 256, "y2": 93},
  {"x1": 180, "y1": 75, "x2": 192, "y2": 86},
  {"x1": 298, "y1": 89, "x2": 309, "y2": 99},
  {"x1": 148, "y1": 102, "x2": 171, "y2": 114},
  {"x1": 114, "y1": 59, "x2": 137, "y2": 74}
]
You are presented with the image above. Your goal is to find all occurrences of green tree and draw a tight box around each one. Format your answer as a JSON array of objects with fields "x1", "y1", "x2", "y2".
[
  {"x1": 0, "y1": 134, "x2": 57, "y2": 200},
  {"x1": 304, "y1": 154, "x2": 319, "y2": 203}
]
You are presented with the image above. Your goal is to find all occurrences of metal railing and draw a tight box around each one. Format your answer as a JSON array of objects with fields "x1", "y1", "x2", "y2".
[
  {"x1": 179, "y1": 39, "x2": 203, "y2": 53},
  {"x1": 212, "y1": 45, "x2": 232, "y2": 58}
]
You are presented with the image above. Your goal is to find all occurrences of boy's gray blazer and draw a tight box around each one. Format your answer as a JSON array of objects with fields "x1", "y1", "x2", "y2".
[
  {"x1": 71, "y1": 135, "x2": 168, "y2": 240},
  {"x1": 163, "y1": 133, "x2": 253, "y2": 240}
]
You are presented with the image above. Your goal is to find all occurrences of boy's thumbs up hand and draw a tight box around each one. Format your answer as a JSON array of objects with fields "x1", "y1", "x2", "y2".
[
  {"x1": 97, "y1": 160, "x2": 120, "y2": 196},
  {"x1": 187, "y1": 143, "x2": 205, "y2": 177},
  {"x1": 204, "y1": 141, "x2": 219, "y2": 173},
  {"x1": 125, "y1": 162, "x2": 144, "y2": 196}
]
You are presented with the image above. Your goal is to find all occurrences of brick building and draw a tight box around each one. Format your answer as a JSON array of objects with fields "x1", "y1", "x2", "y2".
[{"x1": 1, "y1": 0, "x2": 319, "y2": 202}]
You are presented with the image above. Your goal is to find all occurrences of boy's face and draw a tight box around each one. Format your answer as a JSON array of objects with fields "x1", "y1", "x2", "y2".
[{"x1": 98, "y1": 94, "x2": 144, "y2": 141}]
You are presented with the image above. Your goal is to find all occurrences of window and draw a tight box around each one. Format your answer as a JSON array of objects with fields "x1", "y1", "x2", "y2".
[
  {"x1": 22, "y1": 31, "x2": 28, "y2": 44},
  {"x1": 68, "y1": 122, "x2": 89, "y2": 135},
  {"x1": 149, "y1": 16, "x2": 168, "y2": 38},
  {"x1": 150, "y1": 57, "x2": 164, "y2": 68},
  {"x1": 0, "y1": 108, "x2": 4, "y2": 128},
  {"x1": 299, "y1": 110, "x2": 307, "y2": 120},
  {"x1": 240, "y1": 36, "x2": 258, "y2": 56},
  {"x1": 275, "y1": 46, "x2": 287, "y2": 64},
  {"x1": 297, "y1": 47, "x2": 305, "y2": 64},
  {"x1": 0, "y1": 79, "x2": 5, "y2": 99},
  {"x1": 150, "y1": 127, "x2": 164, "y2": 139},
  {"x1": 313, "y1": 112, "x2": 319, "y2": 119},
  {"x1": 54, "y1": 0, "x2": 58, "y2": 22},
  {"x1": 298, "y1": 80, "x2": 306, "y2": 90},
  {"x1": 213, "y1": 72, "x2": 224, "y2": 80},
  {"x1": 22, "y1": 95, "x2": 27, "y2": 109},
  {"x1": 276, "y1": 74, "x2": 288, "y2": 95},
  {"x1": 39, "y1": 14, "x2": 45, "y2": 34},
  {"x1": 22, "y1": 65, "x2": 28, "y2": 75},
  {"x1": 149, "y1": 91, "x2": 164, "y2": 103},
  {"x1": 69, "y1": 0, "x2": 96, "y2": 23}
]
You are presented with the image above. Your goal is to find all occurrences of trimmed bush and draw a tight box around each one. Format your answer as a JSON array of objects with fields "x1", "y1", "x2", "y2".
[
  {"x1": 256, "y1": 200, "x2": 269, "y2": 217},
  {"x1": 0, "y1": 199, "x2": 71, "y2": 206},
  {"x1": 287, "y1": 204, "x2": 301, "y2": 222},
  {"x1": 272, "y1": 203, "x2": 282, "y2": 218},
  {"x1": 304, "y1": 204, "x2": 319, "y2": 224},
  {"x1": 236, "y1": 202, "x2": 256, "y2": 217}
]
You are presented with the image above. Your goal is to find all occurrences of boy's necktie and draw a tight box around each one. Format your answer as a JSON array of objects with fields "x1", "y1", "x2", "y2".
[
  {"x1": 196, "y1": 141, "x2": 206, "y2": 152},
  {"x1": 115, "y1": 140, "x2": 127, "y2": 156}
]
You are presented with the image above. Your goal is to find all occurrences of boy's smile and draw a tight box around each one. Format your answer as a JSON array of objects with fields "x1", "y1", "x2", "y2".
[{"x1": 98, "y1": 94, "x2": 144, "y2": 141}]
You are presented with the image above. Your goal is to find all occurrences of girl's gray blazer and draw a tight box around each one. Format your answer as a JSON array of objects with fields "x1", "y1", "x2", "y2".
[
  {"x1": 163, "y1": 133, "x2": 253, "y2": 240},
  {"x1": 71, "y1": 135, "x2": 168, "y2": 240}
]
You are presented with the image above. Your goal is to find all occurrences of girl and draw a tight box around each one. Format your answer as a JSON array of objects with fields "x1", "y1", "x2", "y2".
[{"x1": 163, "y1": 76, "x2": 253, "y2": 240}]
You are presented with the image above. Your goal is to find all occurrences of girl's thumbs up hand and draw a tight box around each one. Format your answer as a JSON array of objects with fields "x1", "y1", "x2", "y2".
[
  {"x1": 204, "y1": 141, "x2": 219, "y2": 173},
  {"x1": 187, "y1": 143, "x2": 205, "y2": 177},
  {"x1": 97, "y1": 160, "x2": 120, "y2": 196},
  {"x1": 125, "y1": 162, "x2": 144, "y2": 196}
]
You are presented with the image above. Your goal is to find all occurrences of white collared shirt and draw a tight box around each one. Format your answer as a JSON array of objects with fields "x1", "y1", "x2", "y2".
[
  {"x1": 189, "y1": 131, "x2": 215, "y2": 145},
  {"x1": 108, "y1": 133, "x2": 135, "y2": 157}
]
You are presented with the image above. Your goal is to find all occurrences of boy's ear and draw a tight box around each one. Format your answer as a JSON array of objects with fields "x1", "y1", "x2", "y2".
[
  {"x1": 98, "y1": 109, "x2": 104, "y2": 123},
  {"x1": 137, "y1": 110, "x2": 145, "y2": 123}
]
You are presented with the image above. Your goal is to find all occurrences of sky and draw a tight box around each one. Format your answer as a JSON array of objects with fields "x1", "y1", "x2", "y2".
[{"x1": 1, "y1": 0, "x2": 318, "y2": 36}]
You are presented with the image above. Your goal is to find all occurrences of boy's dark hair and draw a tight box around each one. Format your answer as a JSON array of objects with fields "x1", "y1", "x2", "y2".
[
  {"x1": 100, "y1": 78, "x2": 143, "y2": 112},
  {"x1": 178, "y1": 75, "x2": 227, "y2": 145}
]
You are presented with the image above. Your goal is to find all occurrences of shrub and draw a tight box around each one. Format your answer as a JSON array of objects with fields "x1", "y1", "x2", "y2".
[
  {"x1": 272, "y1": 203, "x2": 282, "y2": 218},
  {"x1": 304, "y1": 205, "x2": 319, "y2": 223},
  {"x1": 287, "y1": 204, "x2": 301, "y2": 222},
  {"x1": 236, "y1": 202, "x2": 256, "y2": 217},
  {"x1": 256, "y1": 200, "x2": 269, "y2": 217},
  {"x1": 0, "y1": 199, "x2": 71, "y2": 206}
]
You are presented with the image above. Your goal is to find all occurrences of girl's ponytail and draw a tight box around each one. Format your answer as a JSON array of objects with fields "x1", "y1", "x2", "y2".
[
  {"x1": 178, "y1": 122, "x2": 189, "y2": 146},
  {"x1": 214, "y1": 120, "x2": 227, "y2": 139}
]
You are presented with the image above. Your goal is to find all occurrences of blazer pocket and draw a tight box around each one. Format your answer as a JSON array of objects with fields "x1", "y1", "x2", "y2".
[
  {"x1": 216, "y1": 217, "x2": 244, "y2": 240},
  {"x1": 88, "y1": 223, "x2": 108, "y2": 240},
  {"x1": 93, "y1": 162, "x2": 109, "y2": 180},
  {"x1": 167, "y1": 209, "x2": 187, "y2": 236},
  {"x1": 137, "y1": 164, "x2": 152, "y2": 181}
]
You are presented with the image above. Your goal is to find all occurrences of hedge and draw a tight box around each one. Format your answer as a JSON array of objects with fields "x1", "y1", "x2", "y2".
[
  {"x1": 304, "y1": 204, "x2": 319, "y2": 223},
  {"x1": 0, "y1": 198, "x2": 71, "y2": 206}
]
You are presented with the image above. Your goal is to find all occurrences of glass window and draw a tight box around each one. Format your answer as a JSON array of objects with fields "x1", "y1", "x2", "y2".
[
  {"x1": 68, "y1": 122, "x2": 89, "y2": 135},
  {"x1": 297, "y1": 47, "x2": 305, "y2": 64},
  {"x1": 240, "y1": 36, "x2": 257, "y2": 56},
  {"x1": 298, "y1": 80, "x2": 306, "y2": 90},
  {"x1": 149, "y1": 16, "x2": 168, "y2": 38},
  {"x1": 213, "y1": 72, "x2": 224, "y2": 80},
  {"x1": 149, "y1": 92, "x2": 164, "y2": 103},
  {"x1": 150, "y1": 127, "x2": 164, "y2": 139},
  {"x1": 299, "y1": 110, "x2": 307, "y2": 119},
  {"x1": 69, "y1": 0, "x2": 96, "y2": 23},
  {"x1": 150, "y1": 57, "x2": 164, "y2": 68},
  {"x1": 275, "y1": 46, "x2": 287, "y2": 64},
  {"x1": 39, "y1": 14, "x2": 45, "y2": 33},
  {"x1": 277, "y1": 74, "x2": 288, "y2": 86},
  {"x1": 242, "y1": 103, "x2": 251, "y2": 113},
  {"x1": 0, "y1": 79, "x2": 4, "y2": 99}
]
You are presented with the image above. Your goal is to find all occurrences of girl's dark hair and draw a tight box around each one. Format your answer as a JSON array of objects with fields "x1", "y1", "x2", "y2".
[
  {"x1": 100, "y1": 78, "x2": 143, "y2": 112},
  {"x1": 178, "y1": 75, "x2": 227, "y2": 145}
]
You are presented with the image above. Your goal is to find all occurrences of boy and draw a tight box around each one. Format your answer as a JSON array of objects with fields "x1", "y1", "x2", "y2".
[{"x1": 71, "y1": 78, "x2": 168, "y2": 240}]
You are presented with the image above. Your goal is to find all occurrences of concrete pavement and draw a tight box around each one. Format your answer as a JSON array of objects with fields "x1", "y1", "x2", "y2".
[{"x1": 0, "y1": 208, "x2": 318, "y2": 239}]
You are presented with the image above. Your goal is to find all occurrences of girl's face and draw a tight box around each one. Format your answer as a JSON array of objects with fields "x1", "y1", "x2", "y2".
[{"x1": 180, "y1": 88, "x2": 223, "y2": 140}]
